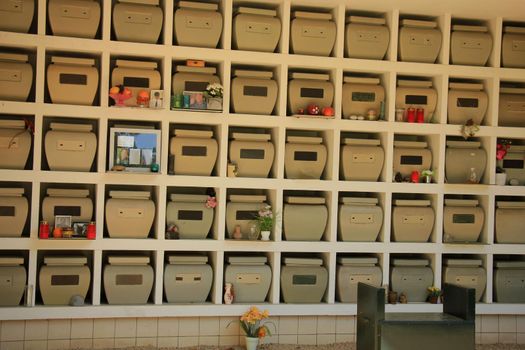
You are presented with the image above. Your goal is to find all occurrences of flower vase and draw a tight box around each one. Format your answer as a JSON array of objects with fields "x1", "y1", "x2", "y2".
[
  {"x1": 260, "y1": 230, "x2": 271, "y2": 241},
  {"x1": 429, "y1": 295, "x2": 440, "y2": 304},
  {"x1": 245, "y1": 337, "x2": 259, "y2": 350},
  {"x1": 248, "y1": 226, "x2": 259, "y2": 240},
  {"x1": 207, "y1": 97, "x2": 222, "y2": 111},
  {"x1": 495, "y1": 173, "x2": 507, "y2": 186}
]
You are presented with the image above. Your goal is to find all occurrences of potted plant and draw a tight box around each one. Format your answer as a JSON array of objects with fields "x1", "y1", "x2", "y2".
[
  {"x1": 421, "y1": 169, "x2": 434, "y2": 183},
  {"x1": 253, "y1": 205, "x2": 275, "y2": 241},
  {"x1": 205, "y1": 83, "x2": 223, "y2": 110},
  {"x1": 427, "y1": 286, "x2": 442, "y2": 304},
  {"x1": 233, "y1": 306, "x2": 274, "y2": 350}
]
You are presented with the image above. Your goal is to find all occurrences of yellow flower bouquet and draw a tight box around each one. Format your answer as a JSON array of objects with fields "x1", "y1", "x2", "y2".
[{"x1": 238, "y1": 306, "x2": 275, "y2": 339}]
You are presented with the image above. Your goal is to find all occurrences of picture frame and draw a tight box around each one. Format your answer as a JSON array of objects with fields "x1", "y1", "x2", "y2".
[
  {"x1": 109, "y1": 127, "x2": 161, "y2": 172},
  {"x1": 73, "y1": 222, "x2": 89, "y2": 237},
  {"x1": 183, "y1": 91, "x2": 206, "y2": 110},
  {"x1": 149, "y1": 89, "x2": 164, "y2": 109},
  {"x1": 54, "y1": 215, "x2": 72, "y2": 229}
]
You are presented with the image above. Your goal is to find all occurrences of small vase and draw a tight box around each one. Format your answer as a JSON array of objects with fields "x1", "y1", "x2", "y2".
[
  {"x1": 260, "y1": 230, "x2": 271, "y2": 241},
  {"x1": 248, "y1": 226, "x2": 259, "y2": 240},
  {"x1": 429, "y1": 295, "x2": 440, "y2": 304},
  {"x1": 245, "y1": 337, "x2": 259, "y2": 350},
  {"x1": 207, "y1": 97, "x2": 222, "y2": 111},
  {"x1": 495, "y1": 173, "x2": 507, "y2": 186},
  {"x1": 224, "y1": 283, "x2": 234, "y2": 304}
]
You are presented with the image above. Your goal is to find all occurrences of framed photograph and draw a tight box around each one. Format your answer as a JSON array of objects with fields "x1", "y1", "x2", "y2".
[
  {"x1": 149, "y1": 89, "x2": 164, "y2": 109},
  {"x1": 109, "y1": 127, "x2": 161, "y2": 172},
  {"x1": 183, "y1": 91, "x2": 206, "y2": 110},
  {"x1": 54, "y1": 215, "x2": 72, "y2": 229},
  {"x1": 73, "y1": 222, "x2": 89, "y2": 237}
]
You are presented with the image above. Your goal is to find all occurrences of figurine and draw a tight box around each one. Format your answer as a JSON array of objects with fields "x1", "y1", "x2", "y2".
[
  {"x1": 137, "y1": 90, "x2": 150, "y2": 107},
  {"x1": 233, "y1": 225, "x2": 242, "y2": 240},
  {"x1": 109, "y1": 85, "x2": 132, "y2": 107},
  {"x1": 399, "y1": 292, "x2": 408, "y2": 304},
  {"x1": 367, "y1": 109, "x2": 377, "y2": 121},
  {"x1": 224, "y1": 283, "x2": 234, "y2": 304}
]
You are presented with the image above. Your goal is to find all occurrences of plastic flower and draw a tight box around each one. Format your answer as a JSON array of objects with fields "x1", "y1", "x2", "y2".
[
  {"x1": 206, "y1": 83, "x2": 223, "y2": 98},
  {"x1": 427, "y1": 286, "x2": 441, "y2": 297},
  {"x1": 233, "y1": 306, "x2": 275, "y2": 339}
]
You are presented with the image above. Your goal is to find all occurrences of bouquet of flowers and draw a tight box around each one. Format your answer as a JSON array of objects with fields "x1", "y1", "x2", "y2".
[
  {"x1": 239, "y1": 306, "x2": 274, "y2": 339},
  {"x1": 206, "y1": 83, "x2": 223, "y2": 98},
  {"x1": 427, "y1": 286, "x2": 441, "y2": 297}
]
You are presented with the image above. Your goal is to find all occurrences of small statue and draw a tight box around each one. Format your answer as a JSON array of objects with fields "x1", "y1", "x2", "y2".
[
  {"x1": 224, "y1": 283, "x2": 234, "y2": 304},
  {"x1": 137, "y1": 90, "x2": 150, "y2": 107},
  {"x1": 399, "y1": 293, "x2": 408, "y2": 304},
  {"x1": 233, "y1": 225, "x2": 242, "y2": 240}
]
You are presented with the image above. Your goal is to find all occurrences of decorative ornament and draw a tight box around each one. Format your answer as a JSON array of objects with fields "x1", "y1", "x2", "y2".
[
  {"x1": 496, "y1": 139, "x2": 512, "y2": 160},
  {"x1": 137, "y1": 90, "x2": 150, "y2": 107},
  {"x1": 461, "y1": 118, "x2": 480, "y2": 139},
  {"x1": 297, "y1": 108, "x2": 305, "y2": 115},
  {"x1": 322, "y1": 106, "x2": 334, "y2": 116},
  {"x1": 307, "y1": 104, "x2": 320, "y2": 115},
  {"x1": 206, "y1": 196, "x2": 217, "y2": 209},
  {"x1": 109, "y1": 85, "x2": 132, "y2": 107}
]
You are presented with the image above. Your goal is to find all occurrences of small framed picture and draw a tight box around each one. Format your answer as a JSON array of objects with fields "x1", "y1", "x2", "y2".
[
  {"x1": 183, "y1": 91, "x2": 206, "y2": 110},
  {"x1": 149, "y1": 90, "x2": 164, "y2": 109},
  {"x1": 73, "y1": 222, "x2": 89, "y2": 237},
  {"x1": 54, "y1": 215, "x2": 72, "y2": 229}
]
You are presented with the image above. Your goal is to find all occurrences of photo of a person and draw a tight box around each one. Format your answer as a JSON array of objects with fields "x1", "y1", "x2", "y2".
[{"x1": 150, "y1": 90, "x2": 164, "y2": 109}]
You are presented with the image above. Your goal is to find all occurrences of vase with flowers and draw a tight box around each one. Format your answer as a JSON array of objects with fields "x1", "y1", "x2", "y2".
[
  {"x1": 233, "y1": 306, "x2": 274, "y2": 350},
  {"x1": 427, "y1": 286, "x2": 442, "y2": 304},
  {"x1": 496, "y1": 139, "x2": 512, "y2": 185},
  {"x1": 205, "y1": 83, "x2": 223, "y2": 110},
  {"x1": 253, "y1": 205, "x2": 276, "y2": 241}
]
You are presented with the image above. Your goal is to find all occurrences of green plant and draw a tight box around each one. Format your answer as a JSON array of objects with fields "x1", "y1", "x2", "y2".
[{"x1": 254, "y1": 205, "x2": 275, "y2": 232}]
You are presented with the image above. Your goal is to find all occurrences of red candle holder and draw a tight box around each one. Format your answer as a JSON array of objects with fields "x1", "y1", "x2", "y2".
[
  {"x1": 86, "y1": 222, "x2": 96, "y2": 240},
  {"x1": 407, "y1": 108, "x2": 416, "y2": 123},
  {"x1": 411, "y1": 170, "x2": 420, "y2": 183},
  {"x1": 39, "y1": 221, "x2": 49, "y2": 239},
  {"x1": 416, "y1": 108, "x2": 425, "y2": 123}
]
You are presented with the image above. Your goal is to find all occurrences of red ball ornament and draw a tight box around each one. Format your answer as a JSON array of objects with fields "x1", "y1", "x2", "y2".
[
  {"x1": 322, "y1": 106, "x2": 334, "y2": 116},
  {"x1": 307, "y1": 104, "x2": 320, "y2": 115}
]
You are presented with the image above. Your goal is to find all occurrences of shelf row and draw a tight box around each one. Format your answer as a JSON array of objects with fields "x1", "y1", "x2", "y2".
[
  {"x1": 1, "y1": 48, "x2": 525, "y2": 127},
  {"x1": 2, "y1": 115, "x2": 524, "y2": 185},
  {"x1": 1, "y1": 250, "x2": 524, "y2": 309},
  {"x1": 2, "y1": 182, "x2": 525, "y2": 245},
  {"x1": 2, "y1": 0, "x2": 525, "y2": 69}
]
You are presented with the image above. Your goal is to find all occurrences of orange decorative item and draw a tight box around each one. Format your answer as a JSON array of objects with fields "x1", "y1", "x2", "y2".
[
  {"x1": 109, "y1": 85, "x2": 133, "y2": 107},
  {"x1": 322, "y1": 106, "x2": 334, "y2": 116},
  {"x1": 52, "y1": 227, "x2": 63, "y2": 238},
  {"x1": 137, "y1": 90, "x2": 150, "y2": 107}
]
